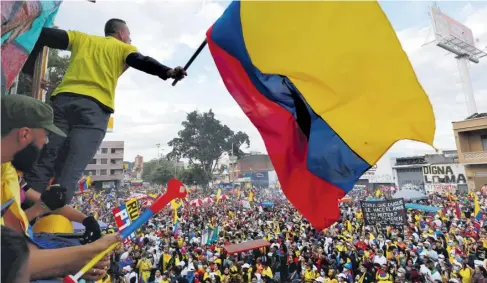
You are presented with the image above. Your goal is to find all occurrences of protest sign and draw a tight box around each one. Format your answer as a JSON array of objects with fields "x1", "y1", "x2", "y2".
[{"x1": 360, "y1": 198, "x2": 406, "y2": 227}]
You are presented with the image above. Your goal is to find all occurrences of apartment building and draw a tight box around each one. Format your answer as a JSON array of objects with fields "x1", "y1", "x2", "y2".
[
  {"x1": 84, "y1": 141, "x2": 124, "y2": 189},
  {"x1": 453, "y1": 113, "x2": 487, "y2": 191}
]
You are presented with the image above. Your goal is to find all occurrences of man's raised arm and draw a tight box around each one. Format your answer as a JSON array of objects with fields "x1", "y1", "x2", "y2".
[
  {"x1": 22, "y1": 28, "x2": 69, "y2": 77},
  {"x1": 125, "y1": 53, "x2": 186, "y2": 80}
]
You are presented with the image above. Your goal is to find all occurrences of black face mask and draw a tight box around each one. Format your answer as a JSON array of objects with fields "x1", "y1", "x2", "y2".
[{"x1": 11, "y1": 142, "x2": 41, "y2": 172}]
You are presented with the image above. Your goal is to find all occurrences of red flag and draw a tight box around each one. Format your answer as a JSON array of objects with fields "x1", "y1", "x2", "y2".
[{"x1": 455, "y1": 202, "x2": 461, "y2": 219}]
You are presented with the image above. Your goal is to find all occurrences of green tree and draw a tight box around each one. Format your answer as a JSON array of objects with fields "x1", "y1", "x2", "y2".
[
  {"x1": 46, "y1": 49, "x2": 70, "y2": 85},
  {"x1": 219, "y1": 164, "x2": 228, "y2": 174},
  {"x1": 16, "y1": 49, "x2": 70, "y2": 97},
  {"x1": 142, "y1": 158, "x2": 176, "y2": 185},
  {"x1": 167, "y1": 110, "x2": 250, "y2": 185},
  {"x1": 178, "y1": 165, "x2": 210, "y2": 186}
]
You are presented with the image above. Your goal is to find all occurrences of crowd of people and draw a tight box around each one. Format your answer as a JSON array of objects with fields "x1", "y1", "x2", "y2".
[
  {"x1": 66, "y1": 183, "x2": 487, "y2": 283},
  {"x1": 2, "y1": 13, "x2": 487, "y2": 283},
  {"x1": 3, "y1": 93, "x2": 487, "y2": 283}
]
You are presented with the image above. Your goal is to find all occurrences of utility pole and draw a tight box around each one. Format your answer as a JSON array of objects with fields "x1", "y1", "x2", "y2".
[
  {"x1": 230, "y1": 143, "x2": 234, "y2": 182},
  {"x1": 156, "y1": 143, "x2": 161, "y2": 164}
]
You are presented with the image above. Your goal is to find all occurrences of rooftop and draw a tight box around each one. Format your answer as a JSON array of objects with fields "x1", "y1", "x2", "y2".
[{"x1": 465, "y1": 113, "x2": 487, "y2": 120}]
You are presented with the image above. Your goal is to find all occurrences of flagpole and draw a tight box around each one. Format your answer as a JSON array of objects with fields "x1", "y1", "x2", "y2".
[{"x1": 172, "y1": 39, "x2": 208, "y2": 86}]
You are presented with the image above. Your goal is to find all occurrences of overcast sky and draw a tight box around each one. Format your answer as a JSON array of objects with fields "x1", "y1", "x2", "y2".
[{"x1": 54, "y1": 1, "x2": 487, "y2": 163}]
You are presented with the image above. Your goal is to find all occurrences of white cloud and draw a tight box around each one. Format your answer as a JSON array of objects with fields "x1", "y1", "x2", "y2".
[
  {"x1": 197, "y1": 75, "x2": 207, "y2": 84},
  {"x1": 53, "y1": 2, "x2": 487, "y2": 162}
]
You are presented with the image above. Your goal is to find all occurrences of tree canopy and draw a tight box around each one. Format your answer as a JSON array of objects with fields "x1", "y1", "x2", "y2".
[
  {"x1": 167, "y1": 110, "x2": 250, "y2": 185},
  {"x1": 16, "y1": 49, "x2": 70, "y2": 97},
  {"x1": 142, "y1": 158, "x2": 177, "y2": 185}
]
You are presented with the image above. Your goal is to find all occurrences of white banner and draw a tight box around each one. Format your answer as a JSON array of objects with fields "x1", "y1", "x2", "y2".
[
  {"x1": 360, "y1": 157, "x2": 394, "y2": 183},
  {"x1": 423, "y1": 164, "x2": 466, "y2": 193}
]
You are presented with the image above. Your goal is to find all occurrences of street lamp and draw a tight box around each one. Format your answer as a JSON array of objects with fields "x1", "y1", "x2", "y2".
[{"x1": 156, "y1": 143, "x2": 161, "y2": 161}]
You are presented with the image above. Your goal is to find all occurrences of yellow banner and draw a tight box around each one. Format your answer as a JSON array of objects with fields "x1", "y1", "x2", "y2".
[
  {"x1": 107, "y1": 116, "x2": 114, "y2": 133},
  {"x1": 125, "y1": 198, "x2": 143, "y2": 237}
]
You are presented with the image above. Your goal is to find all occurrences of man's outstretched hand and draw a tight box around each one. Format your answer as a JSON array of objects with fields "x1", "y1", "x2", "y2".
[{"x1": 167, "y1": 66, "x2": 187, "y2": 80}]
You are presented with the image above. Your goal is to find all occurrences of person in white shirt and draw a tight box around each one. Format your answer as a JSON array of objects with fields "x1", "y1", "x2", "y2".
[
  {"x1": 421, "y1": 260, "x2": 442, "y2": 282},
  {"x1": 373, "y1": 250, "x2": 387, "y2": 266},
  {"x1": 121, "y1": 246, "x2": 133, "y2": 261},
  {"x1": 125, "y1": 265, "x2": 138, "y2": 283},
  {"x1": 433, "y1": 215, "x2": 442, "y2": 228},
  {"x1": 152, "y1": 248, "x2": 161, "y2": 269}
]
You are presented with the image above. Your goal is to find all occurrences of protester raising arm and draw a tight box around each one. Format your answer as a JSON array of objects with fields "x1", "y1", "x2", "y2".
[
  {"x1": 125, "y1": 53, "x2": 186, "y2": 80},
  {"x1": 26, "y1": 27, "x2": 186, "y2": 81}
]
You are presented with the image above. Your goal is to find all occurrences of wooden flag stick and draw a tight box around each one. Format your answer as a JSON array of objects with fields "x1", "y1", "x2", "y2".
[{"x1": 172, "y1": 39, "x2": 208, "y2": 86}]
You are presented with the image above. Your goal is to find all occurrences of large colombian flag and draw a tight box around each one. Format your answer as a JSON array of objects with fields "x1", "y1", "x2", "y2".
[{"x1": 207, "y1": 1, "x2": 435, "y2": 229}]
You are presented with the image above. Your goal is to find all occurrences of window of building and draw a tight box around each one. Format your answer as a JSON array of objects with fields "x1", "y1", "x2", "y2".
[
  {"x1": 89, "y1": 159, "x2": 97, "y2": 165},
  {"x1": 101, "y1": 158, "x2": 108, "y2": 164},
  {"x1": 84, "y1": 170, "x2": 97, "y2": 176},
  {"x1": 111, "y1": 169, "x2": 123, "y2": 175},
  {"x1": 482, "y1": 135, "x2": 487, "y2": 151},
  {"x1": 111, "y1": 159, "x2": 117, "y2": 164},
  {"x1": 100, "y1": 169, "x2": 107, "y2": 175},
  {"x1": 101, "y1": 148, "x2": 108, "y2": 154}
]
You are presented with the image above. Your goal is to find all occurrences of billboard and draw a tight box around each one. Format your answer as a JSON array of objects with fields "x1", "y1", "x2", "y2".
[
  {"x1": 431, "y1": 6, "x2": 474, "y2": 46},
  {"x1": 430, "y1": 6, "x2": 477, "y2": 61},
  {"x1": 251, "y1": 171, "x2": 269, "y2": 188}
]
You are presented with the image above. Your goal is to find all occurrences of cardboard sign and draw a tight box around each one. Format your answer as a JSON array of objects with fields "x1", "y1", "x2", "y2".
[{"x1": 361, "y1": 198, "x2": 406, "y2": 228}]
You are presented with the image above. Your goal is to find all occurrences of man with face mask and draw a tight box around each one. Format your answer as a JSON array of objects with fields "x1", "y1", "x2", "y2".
[
  {"x1": 1, "y1": 95, "x2": 121, "y2": 280},
  {"x1": 22, "y1": 18, "x2": 188, "y2": 240}
]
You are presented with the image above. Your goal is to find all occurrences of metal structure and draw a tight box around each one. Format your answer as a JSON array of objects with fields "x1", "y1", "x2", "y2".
[{"x1": 429, "y1": 5, "x2": 486, "y2": 116}]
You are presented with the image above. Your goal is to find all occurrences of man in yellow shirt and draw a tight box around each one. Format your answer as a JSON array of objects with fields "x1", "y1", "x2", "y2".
[
  {"x1": 23, "y1": 18, "x2": 187, "y2": 243},
  {"x1": 1, "y1": 95, "x2": 121, "y2": 280}
]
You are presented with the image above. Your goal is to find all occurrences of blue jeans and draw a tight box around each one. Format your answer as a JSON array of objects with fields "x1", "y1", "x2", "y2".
[{"x1": 24, "y1": 94, "x2": 110, "y2": 203}]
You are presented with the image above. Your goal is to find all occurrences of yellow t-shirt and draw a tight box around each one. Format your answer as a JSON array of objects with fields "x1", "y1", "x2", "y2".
[
  {"x1": 136, "y1": 258, "x2": 152, "y2": 283},
  {"x1": 52, "y1": 31, "x2": 137, "y2": 111},
  {"x1": 459, "y1": 268, "x2": 471, "y2": 283},
  {"x1": 262, "y1": 267, "x2": 273, "y2": 279},
  {"x1": 1, "y1": 162, "x2": 30, "y2": 235},
  {"x1": 304, "y1": 270, "x2": 316, "y2": 282}
]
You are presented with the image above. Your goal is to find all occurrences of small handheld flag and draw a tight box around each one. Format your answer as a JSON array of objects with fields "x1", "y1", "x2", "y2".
[{"x1": 63, "y1": 179, "x2": 187, "y2": 283}]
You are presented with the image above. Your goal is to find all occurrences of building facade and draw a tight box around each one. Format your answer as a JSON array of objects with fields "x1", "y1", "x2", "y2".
[
  {"x1": 453, "y1": 113, "x2": 487, "y2": 191},
  {"x1": 84, "y1": 141, "x2": 124, "y2": 189},
  {"x1": 392, "y1": 152, "x2": 467, "y2": 194},
  {"x1": 356, "y1": 157, "x2": 395, "y2": 190},
  {"x1": 134, "y1": 155, "x2": 144, "y2": 179},
  {"x1": 231, "y1": 154, "x2": 274, "y2": 181}
]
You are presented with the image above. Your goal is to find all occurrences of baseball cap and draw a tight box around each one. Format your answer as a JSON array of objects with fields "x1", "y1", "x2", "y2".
[{"x1": 1, "y1": 95, "x2": 66, "y2": 137}]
